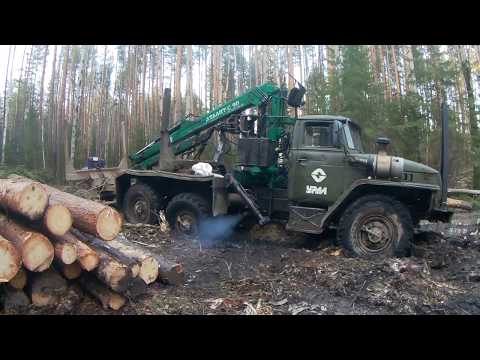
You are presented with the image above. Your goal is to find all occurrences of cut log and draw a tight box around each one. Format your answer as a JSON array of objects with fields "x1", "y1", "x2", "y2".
[
  {"x1": 98, "y1": 234, "x2": 158, "y2": 284},
  {"x1": 56, "y1": 261, "x2": 82, "y2": 280},
  {"x1": 71, "y1": 229, "x2": 140, "y2": 277},
  {"x1": 8, "y1": 267, "x2": 27, "y2": 290},
  {"x1": 42, "y1": 204, "x2": 73, "y2": 236},
  {"x1": 0, "y1": 234, "x2": 21, "y2": 282},
  {"x1": 50, "y1": 231, "x2": 99, "y2": 271},
  {"x1": 41, "y1": 183, "x2": 123, "y2": 241},
  {"x1": 78, "y1": 274, "x2": 126, "y2": 310},
  {"x1": 53, "y1": 241, "x2": 77, "y2": 265},
  {"x1": 3, "y1": 285, "x2": 30, "y2": 311},
  {"x1": 154, "y1": 253, "x2": 185, "y2": 286},
  {"x1": 0, "y1": 177, "x2": 49, "y2": 220},
  {"x1": 447, "y1": 197, "x2": 473, "y2": 211},
  {"x1": 93, "y1": 250, "x2": 135, "y2": 293},
  {"x1": 30, "y1": 268, "x2": 68, "y2": 307},
  {"x1": 0, "y1": 214, "x2": 54, "y2": 272}
]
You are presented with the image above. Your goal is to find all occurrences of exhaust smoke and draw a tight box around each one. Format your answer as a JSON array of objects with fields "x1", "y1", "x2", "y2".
[{"x1": 198, "y1": 214, "x2": 244, "y2": 247}]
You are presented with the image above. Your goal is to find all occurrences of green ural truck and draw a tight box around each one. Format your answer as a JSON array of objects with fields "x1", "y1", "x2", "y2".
[{"x1": 113, "y1": 82, "x2": 453, "y2": 258}]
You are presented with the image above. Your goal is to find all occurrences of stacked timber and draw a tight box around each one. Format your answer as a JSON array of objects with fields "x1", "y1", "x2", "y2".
[{"x1": 0, "y1": 176, "x2": 184, "y2": 312}]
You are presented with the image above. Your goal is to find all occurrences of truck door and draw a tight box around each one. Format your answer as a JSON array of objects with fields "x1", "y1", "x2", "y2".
[{"x1": 288, "y1": 120, "x2": 346, "y2": 208}]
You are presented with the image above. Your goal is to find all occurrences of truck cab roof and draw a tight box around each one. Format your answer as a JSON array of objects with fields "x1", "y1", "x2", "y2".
[{"x1": 298, "y1": 115, "x2": 361, "y2": 129}]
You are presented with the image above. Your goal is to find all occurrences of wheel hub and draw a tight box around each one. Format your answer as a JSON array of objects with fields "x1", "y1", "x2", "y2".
[
  {"x1": 357, "y1": 215, "x2": 394, "y2": 252},
  {"x1": 133, "y1": 199, "x2": 148, "y2": 220},
  {"x1": 176, "y1": 212, "x2": 197, "y2": 236}
]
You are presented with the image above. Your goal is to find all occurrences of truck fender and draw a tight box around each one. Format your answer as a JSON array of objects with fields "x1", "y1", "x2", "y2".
[{"x1": 319, "y1": 179, "x2": 440, "y2": 230}]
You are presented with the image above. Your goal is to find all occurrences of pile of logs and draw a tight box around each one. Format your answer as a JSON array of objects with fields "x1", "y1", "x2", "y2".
[{"x1": 0, "y1": 175, "x2": 184, "y2": 312}]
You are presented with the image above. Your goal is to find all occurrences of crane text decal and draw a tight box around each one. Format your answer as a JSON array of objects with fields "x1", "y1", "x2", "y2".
[{"x1": 205, "y1": 100, "x2": 241, "y2": 123}]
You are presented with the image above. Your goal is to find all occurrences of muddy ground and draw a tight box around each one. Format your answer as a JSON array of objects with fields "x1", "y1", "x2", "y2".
[{"x1": 4, "y1": 210, "x2": 480, "y2": 315}]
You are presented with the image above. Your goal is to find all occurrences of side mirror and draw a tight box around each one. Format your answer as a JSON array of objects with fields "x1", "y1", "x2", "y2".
[{"x1": 287, "y1": 86, "x2": 306, "y2": 107}]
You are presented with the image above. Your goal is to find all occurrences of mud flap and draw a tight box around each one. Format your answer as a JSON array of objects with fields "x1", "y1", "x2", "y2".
[{"x1": 286, "y1": 206, "x2": 326, "y2": 234}]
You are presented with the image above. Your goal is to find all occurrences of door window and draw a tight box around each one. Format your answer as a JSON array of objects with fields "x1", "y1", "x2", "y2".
[{"x1": 303, "y1": 124, "x2": 332, "y2": 147}]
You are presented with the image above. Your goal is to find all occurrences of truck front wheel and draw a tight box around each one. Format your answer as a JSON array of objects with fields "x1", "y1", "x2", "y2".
[
  {"x1": 337, "y1": 194, "x2": 413, "y2": 258},
  {"x1": 165, "y1": 193, "x2": 210, "y2": 237}
]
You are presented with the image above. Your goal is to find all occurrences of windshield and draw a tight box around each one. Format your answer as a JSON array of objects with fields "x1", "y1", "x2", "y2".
[{"x1": 344, "y1": 122, "x2": 363, "y2": 152}]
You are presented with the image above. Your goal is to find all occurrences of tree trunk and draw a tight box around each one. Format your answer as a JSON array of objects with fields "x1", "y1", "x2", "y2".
[
  {"x1": 404, "y1": 45, "x2": 417, "y2": 94},
  {"x1": 173, "y1": 45, "x2": 184, "y2": 123},
  {"x1": 379, "y1": 46, "x2": 389, "y2": 101},
  {"x1": 0, "y1": 177, "x2": 49, "y2": 220},
  {"x1": 41, "y1": 183, "x2": 123, "y2": 241},
  {"x1": 0, "y1": 234, "x2": 21, "y2": 282},
  {"x1": 390, "y1": 45, "x2": 402, "y2": 98},
  {"x1": 204, "y1": 46, "x2": 209, "y2": 110},
  {"x1": 78, "y1": 273, "x2": 126, "y2": 310},
  {"x1": 48, "y1": 45, "x2": 58, "y2": 169},
  {"x1": 39, "y1": 46, "x2": 49, "y2": 169},
  {"x1": 299, "y1": 45, "x2": 305, "y2": 84},
  {"x1": 186, "y1": 45, "x2": 193, "y2": 115},
  {"x1": 51, "y1": 231, "x2": 99, "y2": 271},
  {"x1": 56, "y1": 46, "x2": 71, "y2": 184},
  {"x1": 317, "y1": 45, "x2": 325, "y2": 85},
  {"x1": 460, "y1": 47, "x2": 480, "y2": 188},
  {"x1": 1, "y1": 45, "x2": 12, "y2": 165},
  {"x1": 13, "y1": 46, "x2": 27, "y2": 160},
  {"x1": 0, "y1": 214, "x2": 54, "y2": 272}
]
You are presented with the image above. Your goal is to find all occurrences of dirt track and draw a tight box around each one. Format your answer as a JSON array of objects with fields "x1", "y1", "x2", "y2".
[{"x1": 6, "y1": 211, "x2": 480, "y2": 315}]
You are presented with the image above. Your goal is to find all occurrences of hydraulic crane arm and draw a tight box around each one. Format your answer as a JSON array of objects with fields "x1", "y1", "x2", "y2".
[{"x1": 130, "y1": 83, "x2": 281, "y2": 169}]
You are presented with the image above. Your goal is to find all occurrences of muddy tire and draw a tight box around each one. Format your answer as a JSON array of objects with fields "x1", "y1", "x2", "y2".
[
  {"x1": 165, "y1": 193, "x2": 210, "y2": 237},
  {"x1": 337, "y1": 194, "x2": 413, "y2": 258},
  {"x1": 123, "y1": 183, "x2": 161, "y2": 225}
]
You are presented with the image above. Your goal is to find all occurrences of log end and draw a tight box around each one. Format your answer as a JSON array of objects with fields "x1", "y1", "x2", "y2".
[
  {"x1": 22, "y1": 233, "x2": 55, "y2": 272},
  {"x1": 109, "y1": 293, "x2": 126, "y2": 310},
  {"x1": 139, "y1": 257, "x2": 159, "y2": 285},
  {"x1": 0, "y1": 236, "x2": 21, "y2": 282},
  {"x1": 44, "y1": 204, "x2": 73, "y2": 236},
  {"x1": 62, "y1": 262, "x2": 82, "y2": 280},
  {"x1": 96, "y1": 207, "x2": 123, "y2": 241},
  {"x1": 78, "y1": 253, "x2": 100, "y2": 272},
  {"x1": 55, "y1": 243, "x2": 77, "y2": 265},
  {"x1": 19, "y1": 183, "x2": 49, "y2": 220}
]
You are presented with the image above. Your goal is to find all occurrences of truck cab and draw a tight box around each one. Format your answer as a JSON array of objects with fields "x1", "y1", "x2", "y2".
[
  {"x1": 284, "y1": 114, "x2": 451, "y2": 257},
  {"x1": 288, "y1": 116, "x2": 364, "y2": 208}
]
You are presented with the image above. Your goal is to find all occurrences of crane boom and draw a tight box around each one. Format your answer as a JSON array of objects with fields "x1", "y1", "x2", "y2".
[{"x1": 130, "y1": 83, "x2": 282, "y2": 169}]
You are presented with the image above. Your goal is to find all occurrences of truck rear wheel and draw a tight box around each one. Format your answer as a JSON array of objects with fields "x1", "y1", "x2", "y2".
[
  {"x1": 123, "y1": 183, "x2": 161, "y2": 225},
  {"x1": 337, "y1": 194, "x2": 413, "y2": 258},
  {"x1": 165, "y1": 193, "x2": 210, "y2": 237}
]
